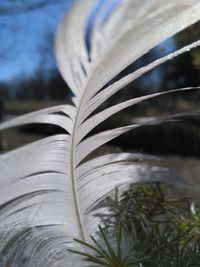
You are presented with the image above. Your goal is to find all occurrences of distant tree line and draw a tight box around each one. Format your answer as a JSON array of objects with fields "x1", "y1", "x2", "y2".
[{"x1": 0, "y1": 69, "x2": 71, "y2": 102}]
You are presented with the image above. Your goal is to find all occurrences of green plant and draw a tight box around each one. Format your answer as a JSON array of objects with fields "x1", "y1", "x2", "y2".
[
  {"x1": 72, "y1": 184, "x2": 200, "y2": 267},
  {"x1": 0, "y1": 1, "x2": 200, "y2": 266}
]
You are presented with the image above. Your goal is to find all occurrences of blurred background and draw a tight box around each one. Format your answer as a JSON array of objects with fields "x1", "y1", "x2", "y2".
[
  {"x1": 0, "y1": 0, "x2": 200, "y2": 184},
  {"x1": 0, "y1": 0, "x2": 73, "y2": 148}
]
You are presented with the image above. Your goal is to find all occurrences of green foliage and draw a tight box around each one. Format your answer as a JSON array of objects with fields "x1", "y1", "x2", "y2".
[
  {"x1": 70, "y1": 184, "x2": 200, "y2": 267},
  {"x1": 70, "y1": 225, "x2": 154, "y2": 267}
]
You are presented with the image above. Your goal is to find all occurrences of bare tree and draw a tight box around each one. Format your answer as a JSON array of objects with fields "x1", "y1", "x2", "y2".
[{"x1": 0, "y1": 0, "x2": 70, "y2": 15}]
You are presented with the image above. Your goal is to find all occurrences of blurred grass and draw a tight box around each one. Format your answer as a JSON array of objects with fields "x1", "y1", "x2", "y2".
[
  {"x1": 3, "y1": 98, "x2": 200, "y2": 116},
  {"x1": 4, "y1": 100, "x2": 67, "y2": 115}
]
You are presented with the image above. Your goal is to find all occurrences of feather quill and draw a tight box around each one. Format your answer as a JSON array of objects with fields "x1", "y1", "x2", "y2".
[{"x1": 0, "y1": 0, "x2": 200, "y2": 266}]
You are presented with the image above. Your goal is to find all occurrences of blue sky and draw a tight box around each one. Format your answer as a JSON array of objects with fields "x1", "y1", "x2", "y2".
[
  {"x1": 0, "y1": 1, "x2": 72, "y2": 83},
  {"x1": 0, "y1": 0, "x2": 174, "y2": 85}
]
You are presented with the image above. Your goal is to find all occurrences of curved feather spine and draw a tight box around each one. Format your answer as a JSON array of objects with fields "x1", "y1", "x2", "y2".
[
  {"x1": 0, "y1": 1, "x2": 200, "y2": 265},
  {"x1": 55, "y1": 0, "x2": 200, "y2": 244}
]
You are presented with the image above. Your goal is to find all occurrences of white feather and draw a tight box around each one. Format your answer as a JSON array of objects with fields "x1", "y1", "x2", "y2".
[{"x1": 0, "y1": 0, "x2": 200, "y2": 266}]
